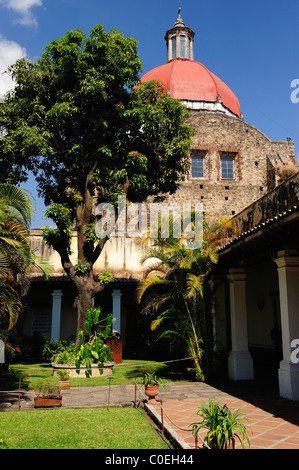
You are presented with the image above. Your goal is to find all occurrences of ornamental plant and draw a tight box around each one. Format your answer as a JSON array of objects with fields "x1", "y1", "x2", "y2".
[
  {"x1": 142, "y1": 370, "x2": 166, "y2": 392},
  {"x1": 49, "y1": 342, "x2": 77, "y2": 364},
  {"x1": 75, "y1": 307, "x2": 114, "y2": 377},
  {"x1": 191, "y1": 398, "x2": 250, "y2": 449}
]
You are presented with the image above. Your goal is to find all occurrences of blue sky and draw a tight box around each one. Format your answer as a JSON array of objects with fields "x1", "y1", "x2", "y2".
[{"x1": 0, "y1": 0, "x2": 298, "y2": 228}]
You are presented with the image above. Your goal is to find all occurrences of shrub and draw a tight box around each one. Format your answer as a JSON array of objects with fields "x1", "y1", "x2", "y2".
[{"x1": 36, "y1": 380, "x2": 61, "y2": 397}]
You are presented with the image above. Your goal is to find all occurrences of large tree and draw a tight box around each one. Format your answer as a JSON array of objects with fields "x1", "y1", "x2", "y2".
[{"x1": 0, "y1": 25, "x2": 193, "y2": 337}]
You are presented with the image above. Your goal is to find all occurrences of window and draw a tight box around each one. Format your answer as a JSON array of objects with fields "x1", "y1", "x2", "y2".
[
  {"x1": 31, "y1": 307, "x2": 52, "y2": 338},
  {"x1": 180, "y1": 36, "x2": 186, "y2": 58},
  {"x1": 191, "y1": 156, "x2": 204, "y2": 178},
  {"x1": 172, "y1": 37, "x2": 176, "y2": 59},
  {"x1": 220, "y1": 152, "x2": 236, "y2": 179}
]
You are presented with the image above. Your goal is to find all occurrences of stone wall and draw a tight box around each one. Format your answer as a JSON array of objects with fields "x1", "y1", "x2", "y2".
[{"x1": 154, "y1": 111, "x2": 295, "y2": 219}]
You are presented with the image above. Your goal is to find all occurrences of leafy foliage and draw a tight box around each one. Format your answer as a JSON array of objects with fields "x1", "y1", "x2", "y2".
[
  {"x1": 42, "y1": 204, "x2": 73, "y2": 255},
  {"x1": 75, "y1": 307, "x2": 114, "y2": 377},
  {"x1": 74, "y1": 260, "x2": 91, "y2": 276},
  {"x1": 98, "y1": 271, "x2": 115, "y2": 286},
  {"x1": 191, "y1": 398, "x2": 250, "y2": 449},
  {"x1": 49, "y1": 342, "x2": 77, "y2": 364}
]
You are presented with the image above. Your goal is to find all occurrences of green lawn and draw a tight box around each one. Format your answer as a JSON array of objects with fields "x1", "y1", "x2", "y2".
[
  {"x1": 0, "y1": 407, "x2": 170, "y2": 449},
  {"x1": 0, "y1": 359, "x2": 193, "y2": 391}
]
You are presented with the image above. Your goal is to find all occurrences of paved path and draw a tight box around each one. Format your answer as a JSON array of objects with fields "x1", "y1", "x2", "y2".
[{"x1": 1, "y1": 380, "x2": 299, "y2": 449}]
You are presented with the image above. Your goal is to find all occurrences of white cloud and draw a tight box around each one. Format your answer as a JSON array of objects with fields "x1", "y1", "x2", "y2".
[
  {"x1": 0, "y1": 0, "x2": 43, "y2": 27},
  {"x1": 0, "y1": 36, "x2": 26, "y2": 97}
]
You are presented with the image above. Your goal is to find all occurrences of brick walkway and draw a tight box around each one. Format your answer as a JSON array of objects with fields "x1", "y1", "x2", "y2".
[{"x1": 146, "y1": 382, "x2": 299, "y2": 449}]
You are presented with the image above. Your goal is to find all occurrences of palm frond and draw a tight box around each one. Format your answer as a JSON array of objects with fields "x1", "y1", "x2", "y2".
[
  {"x1": 136, "y1": 274, "x2": 170, "y2": 303},
  {"x1": 186, "y1": 273, "x2": 204, "y2": 299},
  {"x1": 0, "y1": 184, "x2": 34, "y2": 229},
  {"x1": 27, "y1": 254, "x2": 54, "y2": 280},
  {"x1": 0, "y1": 281, "x2": 22, "y2": 329}
]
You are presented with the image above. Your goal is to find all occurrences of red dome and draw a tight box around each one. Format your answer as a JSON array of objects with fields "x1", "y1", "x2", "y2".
[{"x1": 140, "y1": 59, "x2": 240, "y2": 117}]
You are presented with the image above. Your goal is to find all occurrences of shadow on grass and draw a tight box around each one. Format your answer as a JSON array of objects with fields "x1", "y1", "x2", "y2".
[
  {"x1": 123, "y1": 359, "x2": 196, "y2": 383},
  {"x1": 0, "y1": 362, "x2": 55, "y2": 392},
  {"x1": 0, "y1": 369, "x2": 29, "y2": 391}
]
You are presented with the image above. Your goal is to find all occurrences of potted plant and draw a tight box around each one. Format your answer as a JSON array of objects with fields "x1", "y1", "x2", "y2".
[
  {"x1": 57, "y1": 370, "x2": 70, "y2": 390},
  {"x1": 34, "y1": 380, "x2": 62, "y2": 408},
  {"x1": 191, "y1": 398, "x2": 250, "y2": 449},
  {"x1": 143, "y1": 371, "x2": 166, "y2": 403}
]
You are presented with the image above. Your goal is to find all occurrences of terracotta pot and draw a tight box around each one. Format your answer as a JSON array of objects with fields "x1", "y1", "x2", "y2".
[
  {"x1": 59, "y1": 380, "x2": 70, "y2": 390},
  {"x1": 145, "y1": 385, "x2": 159, "y2": 403},
  {"x1": 34, "y1": 396, "x2": 62, "y2": 408},
  {"x1": 208, "y1": 437, "x2": 235, "y2": 449}
]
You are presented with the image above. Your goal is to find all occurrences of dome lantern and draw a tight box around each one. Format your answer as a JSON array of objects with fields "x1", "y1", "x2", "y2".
[
  {"x1": 165, "y1": 8, "x2": 195, "y2": 62},
  {"x1": 141, "y1": 8, "x2": 241, "y2": 117}
]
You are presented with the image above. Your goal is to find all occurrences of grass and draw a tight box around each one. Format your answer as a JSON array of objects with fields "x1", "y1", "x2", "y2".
[
  {"x1": 0, "y1": 359, "x2": 194, "y2": 449},
  {"x1": 0, "y1": 358, "x2": 194, "y2": 391},
  {"x1": 0, "y1": 407, "x2": 170, "y2": 449}
]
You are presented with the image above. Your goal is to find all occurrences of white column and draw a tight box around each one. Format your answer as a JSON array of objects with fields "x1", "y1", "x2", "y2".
[
  {"x1": 227, "y1": 268, "x2": 254, "y2": 380},
  {"x1": 112, "y1": 289, "x2": 122, "y2": 334},
  {"x1": 275, "y1": 250, "x2": 299, "y2": 400},
  {"x1": 190, "y1": 37, "x2": 194, "y2": 60},
  {"x1": 167, "y1": 37, "x2": 172, "y2": 62},
  {"x1": 51, "y1": 289, "x2": 62, "y2": 342}
]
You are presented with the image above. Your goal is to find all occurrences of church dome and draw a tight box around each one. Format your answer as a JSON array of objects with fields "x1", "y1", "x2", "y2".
[
  {"x1": 140, "y1": 58, "x2": 241, "y2": 117},
  {"x1": 140, "y1": 8, "x2": 241, "y2": 118}
]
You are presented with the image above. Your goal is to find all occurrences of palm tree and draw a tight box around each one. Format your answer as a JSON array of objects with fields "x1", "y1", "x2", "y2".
[
  {"x1": 136, "y1": 217, "x2": 233, "y2": 380},
  {"x1": 0, "y1": 184, "x2": 51, "y2": 329}
]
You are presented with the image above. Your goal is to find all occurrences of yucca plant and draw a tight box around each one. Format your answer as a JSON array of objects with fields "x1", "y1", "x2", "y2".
[{"x1": 191, "y1": 398, "x2": 250, "y2": 449}]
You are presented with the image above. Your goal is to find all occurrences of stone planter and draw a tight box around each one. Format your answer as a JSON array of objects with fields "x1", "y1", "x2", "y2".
[
  {"x1": 34, "y1": 396, "x2": 62, "y2": 408},
  {"x1": 52, "y1": 362, "x2": 114, "y2": 378}
]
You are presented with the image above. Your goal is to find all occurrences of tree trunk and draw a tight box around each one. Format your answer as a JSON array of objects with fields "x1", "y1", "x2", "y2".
[
  {"x1": 76, "y1": 281, "x2": 95, "y2": 338},
  {"x1": 55, "y1": 183, "x2": 108, "y2": 341}
]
